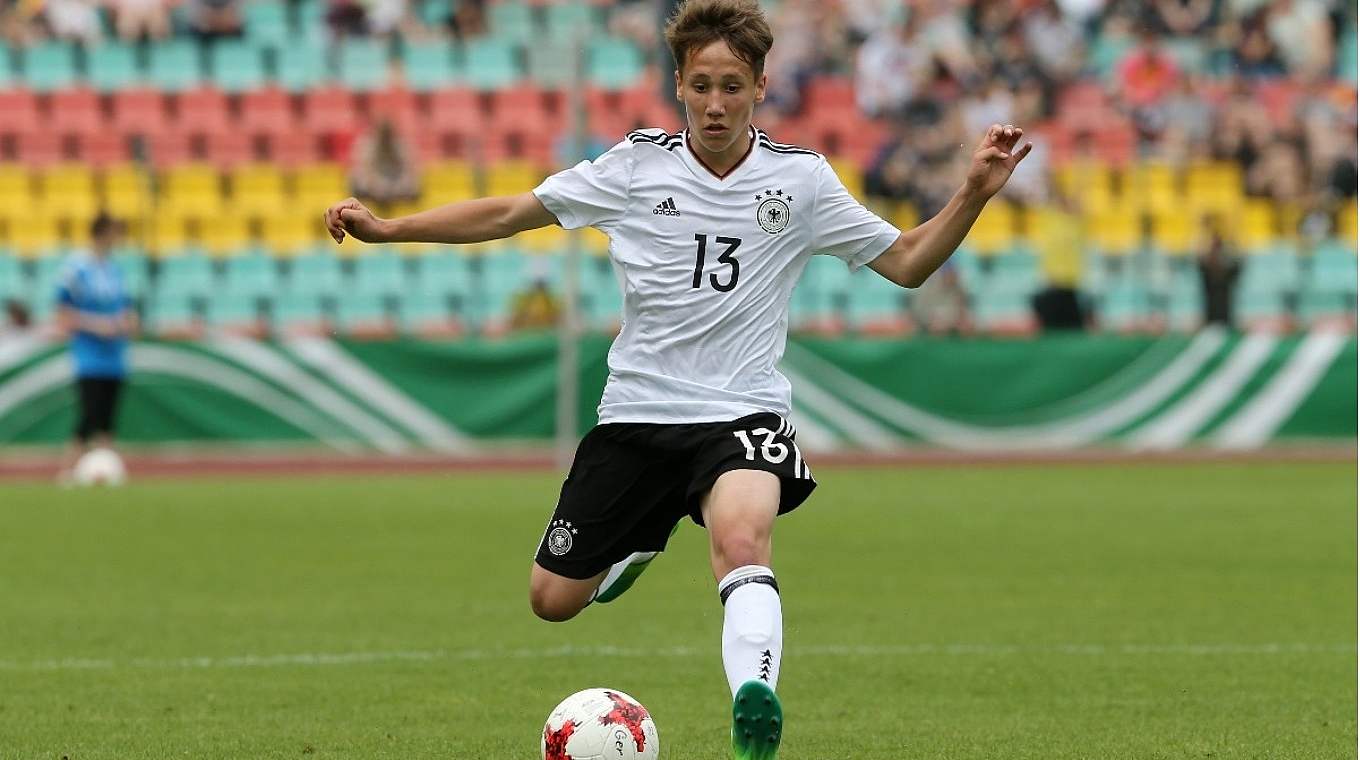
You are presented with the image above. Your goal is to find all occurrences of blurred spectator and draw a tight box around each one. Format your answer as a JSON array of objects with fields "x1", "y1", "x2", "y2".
[
  {"x1": 446, "y1": 0, "x2": 484, "y2": 39},
  {"x1": 510, "y1": 279, "x2": 561, "y2": 330},
  {"x1": 1116, "y1": 29, "x2": 1180, "y2": 107},
  {"x1": 1196, "y1": 215, "x2": 1241, "y2": 327},
  {"x1": 908, "y1": 262, "x2": 971, "y2": 335},
  {"x1": 1226, "y1": 5, "x2": 1287, "y2": 77},
  {"x1": 1152, "y1": 0, "x2": 1218, "y2": 36},
  {"x1": 3, "y1": 299, "x2": 31, "y2": 333},
  {"x1": 350, "y1": 118, "x2": 420, "y2": 208},
  {"x1": 112, "y1": 0, "x2": 170, "y2": 41},
  {"x1": 1159, "y1": 72, "x2": 1215, "y2": 162},
  {"x1": 1212, "y1": 77, "x2": 1274, "y2": 166},
  {"x1": 1023, "y1": 0, "x2": 1085, "y2": 83},
  {"x1": 854, "y1": 13, "x2": 929, "y2": 118},
  {"x1": 187, "y1": 0, "x2": 242, "y2": 40},
  {"x1": 1246, "y1": 137, "x2": 1309, "y2": 203},
  {"x1": 43, "y1": 0, "x2": 100, "y2": 44},
  {"x1": 1266, "y1": 0, "x2": 1333, "y2": 77}
]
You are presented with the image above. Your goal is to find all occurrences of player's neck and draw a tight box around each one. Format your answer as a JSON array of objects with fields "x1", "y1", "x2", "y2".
[{"x1": 687, "y1": 125, "x2": 754, "y2": 178}]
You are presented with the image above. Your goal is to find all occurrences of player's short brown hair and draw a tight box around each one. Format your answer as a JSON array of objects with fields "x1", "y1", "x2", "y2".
[{"x1": 664, "y1": 0, "x2": 773, "y2": 80}]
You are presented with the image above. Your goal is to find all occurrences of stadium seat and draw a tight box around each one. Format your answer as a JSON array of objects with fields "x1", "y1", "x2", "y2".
[
  {"x1": 401, "y1": 39, "x2": 458, "y2": 91},
  {"x1": 99, "y1": 164, "x2": 151, "y2": 220},
  {"x1": 210, "y1": 39, "x2": 267, "y2": 93},
  {"x1": 487, "y1": 1, "x2": 536, "y2": 43},
  {"x1": 0, "y1": 41, "x2": 13, "y2": 88},
  {"x1": 545, "y1": 2, "x2": 601, "y2": 35},
  {"x1": 398, "y1": 290, "x2": 461, "y2": 335},
  {"x1": 1164, "y1": 263, "x2": 1204, "y2": 332},
  {"x1": 111, "y1": 248, "x2": 150, "y2": 299},
  {"x1": 243, "y1": 0, "x2": 290, "y2": 49},
  {"x1": 338, "y1": 38, "x2": 392, "y2": 92},
  {"x1": 111, "y1": 88, "x2": 169, "y2": 138},
  {"x1": 965, "y1": 199, "x2": 1016, "y2": 255},
  {"x1": 87, "y1": 42, "x2": 142, "y2": 93},
  {"x1": 1122, "y1": 162, "x2": 1179, "y2": 214},
  {"x1": 464, "y1": 38, "x2": 523, "y2": 91},
  {"x1": 0, "y1": 250, "x2": 22, "y2": 301},
  {"x1": 1236, "y1": 199, "x2": 1279, "y2": 252},
  {"x1": 334, "y1": 291, "x2": 395, "y2": 336},
  {"x1": 175, "y1": 86, "x2": 232, "y2": 137},
  {"x1": 1150, "y1": 208, "x2": 1197, "y2": 256},
  {"x1": 1096, "y1": 276, "x2": 1154, "y2": 332},
  {"x1": 1054, "y1": 160, "x2": 1114, "y2": 213},
  {"x1": 1184, "y1": 162, "x2": 1243, "y2": 217},
  {"x1": 49, "y1": 88, "x2": 103, "y2": 141},
  {"x1": 277, "y1": 41, "x2": 328, "y2": 92},
  {"x1": 587, "y1": 37, "x2": 644, "y2": 90},
  {"x1": 148, "y1": 39, "x2": 204, "y2": 92},
  {"x1": 239, "y1": 87, "x2": 297, "y2": 138},
  {"x1": 39, "y1": 164, "x2": 99, "y2": 221},
  {"x1": 157, "y1": 251, "x2": 216, "y2": 296},
  {"x1": 363, "y1": 86, "x2": 422, "y2": 133},
  {"x1": 484, "y1": 161, "x2": 542, "y2": 197},
  {"x1": 221, "y1": 248, "x2": 280, "y2": 297},
  {"x1": 199, "y1": 212, "x2": 252, "y2": 254},
  {"x1": 284, "y1": 249, "x2": 344, "y2": 297},
  {"x1": 351, "y1": 247, "x2": 409, "y2": 295},
  {"x1": 263, "y1": 210, "x2": 317, "y2": 254},
  {"x1": 0, "y1": 90, "x2": 41, "y2": 140},
  {"x1": 21, "y1": 41, "x2": 78, "y2": 92},
  {"x1": 417, "y1": 0, "x2": 452, "y2": 27},
  {"x1": 7, "y1": 210, "x2": 61, "y2": 256},
  {"x1": 301, "y1": 86, "x2": 361, "y2": 137},
  {"x1": 272, "y1": 292, "x2": 328, "y2": 334},
  {"x1": 144, "y1": 288, "x2": 200, "y2": 336},
  {"x1": 1085, "y1": 206, "x2": 1141, "y2": 256},
  {"x1": 792, "y1": 254, "x2": 851, "y2": 334},
  {"x1": 292, "y1": 163, "x2": 347, "y2": 210},
  {"x1": 526, "y1": 39, "x2": 577, "y2": 89},
  {"x1": 0, "y1": 165, "x2": 33, "y2": 214},
  {"x1": 846, "y1": 266, "x2": 910, "y2": 335},
  {"x1": 161, "y1": 164, "x2": 224, "y2": 219},
  {"x1": 205, "y1": 290, "x2": 264, "y2": 332},
  {"x1": 1338, "y1": 200, "x2": 1356, "y2": 241},
  {"x1": 228, "y1": 163, "x2": 287, "y2": 219}
]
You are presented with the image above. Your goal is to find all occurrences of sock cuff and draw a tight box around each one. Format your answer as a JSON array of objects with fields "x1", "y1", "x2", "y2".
[{"x1": 718, "y1": 564, "x2": 778, "y2": 605}]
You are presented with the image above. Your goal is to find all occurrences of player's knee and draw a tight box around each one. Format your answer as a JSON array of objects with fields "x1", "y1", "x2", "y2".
[
  {"x1": 529, "y1": 582, "x2": 585, "y2": 623},
  {"x1": 713, "y1": 530, "x2": 765, "y2": 570}
]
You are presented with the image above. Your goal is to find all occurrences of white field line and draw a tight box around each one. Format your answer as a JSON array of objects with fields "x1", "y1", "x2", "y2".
[{"x1": 2, "y1": 642, "x2": 1351, "y2": 672}]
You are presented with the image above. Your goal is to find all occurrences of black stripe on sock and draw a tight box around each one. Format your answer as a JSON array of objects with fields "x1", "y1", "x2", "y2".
[{"x1": 719, "y1": 574, "x2": 779, "y2": 605}]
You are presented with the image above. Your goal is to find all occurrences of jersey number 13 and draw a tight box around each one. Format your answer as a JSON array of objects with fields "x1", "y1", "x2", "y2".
[{"x1": 691, "y1": 234, "x2": 742, "y2": 292}]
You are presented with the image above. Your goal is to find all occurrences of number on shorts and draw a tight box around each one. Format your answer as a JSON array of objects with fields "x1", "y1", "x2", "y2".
[{"x1": 732, "y1": 427, "x2": 788, "y2": 464}]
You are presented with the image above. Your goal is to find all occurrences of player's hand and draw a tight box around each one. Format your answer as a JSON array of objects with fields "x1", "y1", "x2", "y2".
[
  {"x1": 323, "y1": 197, "x2": 387, "y2": 244},
  {"x1": 964, "y1": 124, "x2": 1033, "y2": 200}
]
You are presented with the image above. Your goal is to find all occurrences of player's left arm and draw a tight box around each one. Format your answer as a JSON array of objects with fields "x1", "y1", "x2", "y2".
[{"x1": 869, "y1": 123, "x2": 1032, "y2": 288}]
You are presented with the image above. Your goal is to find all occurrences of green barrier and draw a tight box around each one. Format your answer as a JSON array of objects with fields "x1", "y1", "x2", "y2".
[{"x1": 0, "y1": 329, "x2": 1352, "y2": 450}]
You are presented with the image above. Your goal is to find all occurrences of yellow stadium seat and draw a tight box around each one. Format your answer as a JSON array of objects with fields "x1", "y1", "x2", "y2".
[
  {"x1": 201, "y1": 214, "x2": 253, "y2": 255},
  {"x1": 890, "y1": 202, "x2": 919, "y2": 231},
  {"x1": 1338, "y1": 200, "x2": 1356, "y2": 241},
  {"x1": 150, "y1": 213, "x2": 190, "y2": 255},
  {"x1": 1085, "y1": 205, "x2": 1141, "y2": 255},
  {"x1": 1184, "y1": 161, "x2": 1243, "y2": 216},
  {"x1": 580, "y1": 226, "x2": 610, "y2": 256},
  {"x1": 230, "y1": 164, "x2": 287, "y2": 218},
  {"x1": 1055, "y1": 160, "x2": 1114, "y2": 213},
  {"x1": 8, "y1": 209, "x2": 62, "y2": 257},
  {"x1": 263, "y1": 209, "x2": 316, "y2": 254},
  {"x1": 826, "y1": 159, "x2": 864, "y2": 198},
  {"x1": 0, "y1": 166, "x2": 35, "y2": 220},
  {"x1": 162, "y1": 163, "x2": 225, "y2": 219},
  {"x1": 422, "y1": 160, "x2": 478, "y2": 203},
  {"x1": 293, "y1": 163, "x2": 347, "y2": 208},
  {"x1": 1235, "y1": 199, "x2": 1277, "y2": 252},
  {"x1": 484, "y1": 161, "x2": 543, "y2": 197},
  {"x1": 1121, "y1": 161, "x2": 1179, "y2": 214},
  {"x1": 100, "y1": 164, "x2": 151, "y2": 220},
  {"x1": 518, "y1": 223, "x2": 567, "y2": 253},
  {"x1": 1150, "y1": 208, "x2": 1197, "y2": 255},
  {"x1": 965, "y1": 199, "x2": 1015, "y2": 255},
  {"x1": 39, "y1": 164, "x2": 98, "y2": 218}
]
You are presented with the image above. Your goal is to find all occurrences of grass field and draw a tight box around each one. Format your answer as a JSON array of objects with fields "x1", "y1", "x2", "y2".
[{"x1": 1, "y1": 462, "x2": 1355, "y2": 759}]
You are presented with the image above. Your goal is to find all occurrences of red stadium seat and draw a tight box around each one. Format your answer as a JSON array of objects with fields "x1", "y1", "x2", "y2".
[
  {"x1": 174, "y1": 86, "x2": 232, "y2": 137},
  {"x1": 0, "y1": 89, "x2": 41, "y2": 137},
  {"x1": 146, "y1": 128, "x2": 193, "y2": 170},
  {"x1": 301, "y1": 85, "x2": 361, "y2": 136},
  {"x1": 239, "y1": 86, "x2": 296, "y2": 138},
  {"x1": 264, "y1": 129, "x2": 321, "y2": 169},
  {"x1": 427, "y1": 87, "x2": 486, "y2": 158},
  {"x1": 492, "y1": 85, "x2": 554, "y2": 135},
  {"x1": 16, "y1": 129, "x2": 63, "y2": 168},
  {"x1": 207, "y1": 128, "x2": 256, "y2": 169},
  {"x1": 76, "y1": 130, "x2": 131, "y2": 167},
  {"x1": 361, "y1": 86, "x2": 422, "y2": 132},
  {"x1": 49, "y1": 87, "x2": 104, "y2": 139},
  {"x1": 111, "y1": 88, "x2": 170, "y2": 138},
  {"x1": 804, "y1": 76, "x2": 856, "y2": 112}
]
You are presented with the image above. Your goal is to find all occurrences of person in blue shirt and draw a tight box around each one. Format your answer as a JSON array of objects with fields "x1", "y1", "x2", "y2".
[{"x1": 55, "y1": 213, "x2": 138, "y2": 480}]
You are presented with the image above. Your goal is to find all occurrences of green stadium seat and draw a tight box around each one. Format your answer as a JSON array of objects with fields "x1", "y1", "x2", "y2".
[
  {"x1": 398, "y1": 291, "x2": 454, "y2": 333},
  {"x1": 87, "y1": 42, "x2": 141, "y2": 92},
  {"x1": 272, "y1": 293, "x2": 326, "y2": 331},
  {"x1": 1297, "y1": 240, "x2": 1357, "y2": 323},
  {"x1": 1164, "y1": 264, "x2": 1204, "y2": 332},
  {"x1": 210, "y1": 40, "x2": 267, "y2": 93},
  {"x1": 463, "y1": 38, "x2": 522, "y2": 91},
  {"x1": 22, "y1": 41, "x2": 78, "y2": 92},
  {"x1": 335, "y1": 291, "x2": 392, "y2": 333},
  {"x1": 545, "y1": 2, "x2": 601, "y2": 35},
  {"x1": 418, "y1": 0, "x2": 452, "y2": 27},
  {"x1": 351, "y1": 248, "x2": 409, "y2": 294},
  {"x1": 277, "y1": 41, "x2": 327, "y2": 92},
  {"x1": 1239, "y1": 246, "x2": 1301, "y2": 294},
  {"x1": 148, "y1": 39, "x2": 203, "y2": 92},
  {"x1": 0, "y1": 251, "x2": 22, "y2": 301},
  {"x1": 412, "y1": 251, "x2": 473, "y2": 296},
  {"x1": 578, "y1": 255, "x2": 621, "y2": 331},
  {"x1": 157, "y1": 253, "x2": 216, "y2": 297},
  {"x1": 1233, "y1": 284, "x2": 1289, "y2": 326},
  {"x1": 846, "y1": 267, "x2": 908, "y2": 334},
  {"x1": 112, "y1": 248, "x2": 150, "y2": 299},
  {"x1": 526, "y1": 39, "x2": 576, "y2": 89},
  {"x1": 487, "y1": 1, "x2": 535, "y2": 43},
  {"x1": 206, "y1": 291, "x2": 262, "y2": 328},
  {"x1": 222, "y1": 250, "x2": 280, "y2": 298},
  {"x1": 243, "y1": 0, "x2": 290, "y2": 49},
  {"x1": 401, "y1": 40, "x2": 457, "y2": 91},
  {"x1": 0, "y1": 42, "x2": 14, "y2": 88},
  {"x1": 295, "y1": 0, "x2": 324, "y2": 29},
  {"x1": 587, "y1": 37, "x2": 644, "y2": 90},
  {"x1": 145, "y1": 291, "x2": 199, "y2": 334},
  {"x1": 284, "y1": 251, "x2": 344, "y2": 297},
  {"x1": 792, "y1": 254, "x2": 852, "y2": 332},
  {"x1": 1097, "y1": 278, "x2": 1152, "y2": 332},
  {"x1": 338, "y1": 38, "x2": 390, "y2": 92}
]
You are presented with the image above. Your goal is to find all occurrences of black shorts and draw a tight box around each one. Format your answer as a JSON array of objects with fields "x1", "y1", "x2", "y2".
[
  {"x1": 534, "y1": 412, "x2": 817, "y2": 580},
  {"x1": 75, "y1": 377, "x2": 124, "y2": 443}
]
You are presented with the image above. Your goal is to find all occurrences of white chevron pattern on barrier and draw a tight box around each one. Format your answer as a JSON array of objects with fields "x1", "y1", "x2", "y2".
[{"x1": 1212, "y1": 328, "x2": 1351, "y2": 449}]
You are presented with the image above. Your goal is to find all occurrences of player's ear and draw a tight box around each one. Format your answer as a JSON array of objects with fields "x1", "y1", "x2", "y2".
[
  {"x1": 754, "y1": 72, "x2": 767, "y2": 104},
  {"x1": 673, "y1": 69, "x2": 683, "y2": 101}
]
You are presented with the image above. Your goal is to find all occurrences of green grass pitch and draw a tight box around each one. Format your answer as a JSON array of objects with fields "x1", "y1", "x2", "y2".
[{"x1": 1, "y1": 462, "x2": 1354, "y2": 759}]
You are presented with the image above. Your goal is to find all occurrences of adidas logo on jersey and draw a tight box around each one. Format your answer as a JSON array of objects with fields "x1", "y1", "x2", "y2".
[{"x1": 653, "y1": 198, "x2": 681, "y2": 216}]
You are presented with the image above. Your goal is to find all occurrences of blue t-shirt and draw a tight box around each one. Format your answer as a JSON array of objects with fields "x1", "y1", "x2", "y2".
[{"x1": 56, "y1": 254, "x2": 130, "y2": 379}]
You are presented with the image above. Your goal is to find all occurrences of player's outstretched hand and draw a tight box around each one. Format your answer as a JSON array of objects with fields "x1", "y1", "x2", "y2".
[
  {"x1": 964, "y1": 123, "x2": 1033, "y2": 200},
  {"x1": 322, "y1": 197, "x2": 387, "y2": 244}
]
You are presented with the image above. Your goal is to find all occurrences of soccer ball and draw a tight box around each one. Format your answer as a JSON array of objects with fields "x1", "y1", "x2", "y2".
[
  {"x1": 542, "y1": 688, "x2": 659, "y2": 760},
  {"x1": 73, "y1": 447, "x2": 127, "y2": 487}
]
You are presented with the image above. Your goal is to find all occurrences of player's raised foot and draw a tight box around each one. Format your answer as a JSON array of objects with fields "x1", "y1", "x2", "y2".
[
  {"x1": 731, "y1": 679, "x2": 782, "y2": 760},
  {"x1": 593, "y1": 523, "x2": 680, "y2": 604}
]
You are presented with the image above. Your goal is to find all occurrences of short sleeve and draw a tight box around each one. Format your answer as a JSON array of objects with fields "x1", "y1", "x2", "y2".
[
  {"x1": 532, "y1": 139, "x2": 636, "y2": 231},
  {"x1": 55, "y1": 263, "x2": 78, "y2": 307},
  {"x1": 810, "y1": 158, "x2": 900, "y2": 270}
]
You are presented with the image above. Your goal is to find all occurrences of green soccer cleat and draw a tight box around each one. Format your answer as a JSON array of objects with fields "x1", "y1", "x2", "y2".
[
  {"x1": 593, "y1": 523, "x2": 679, "y2": 604},
  {"x1": 731, "y1": 679, "x2": 782, "y2": 760}
]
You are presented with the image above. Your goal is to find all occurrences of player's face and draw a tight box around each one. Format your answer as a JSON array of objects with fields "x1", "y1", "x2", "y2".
[{"x1": 675, "y1": 40, "x2": 766, "y2": 159}]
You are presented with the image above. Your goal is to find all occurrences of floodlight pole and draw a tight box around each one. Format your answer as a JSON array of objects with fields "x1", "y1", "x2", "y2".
[{"x1": 555, "y1": 33, "x2": 587, "y2": 472}]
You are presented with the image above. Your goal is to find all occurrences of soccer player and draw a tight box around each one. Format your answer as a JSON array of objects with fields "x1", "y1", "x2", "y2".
[
  {"x1": 323, "y1": 1, "x2": 1031, "y2": 756},
  {"x1": 55, "y1": 212, "x2": 137, "y2": 483}
]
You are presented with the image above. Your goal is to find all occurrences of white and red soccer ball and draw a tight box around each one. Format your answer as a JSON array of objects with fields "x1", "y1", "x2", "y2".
[{"x1": 542, "y1": 688, "x2": 660, "y2": 760}]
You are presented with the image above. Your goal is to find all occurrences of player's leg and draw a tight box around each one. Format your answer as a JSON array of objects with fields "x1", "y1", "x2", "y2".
[
  {"x1": 57, "y1": 377, "x2": 96, "y2": 483},
  {"x1": 702, "y1": 470, "x2": 785, "y2": 760},
  {"x1": 528, "y1": 563, "x2": 605, "y2": 622}
]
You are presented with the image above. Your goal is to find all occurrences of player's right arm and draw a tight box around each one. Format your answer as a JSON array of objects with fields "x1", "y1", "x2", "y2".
[{"x1": 322, "y1": 193, "x2": 558, "y2": 245}]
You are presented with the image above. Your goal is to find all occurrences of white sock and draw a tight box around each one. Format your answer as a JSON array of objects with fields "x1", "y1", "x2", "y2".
[
  {"x1": 589, "y1": 550, "x2": 658, "y2": 602},
  {"x1": 718, "y1": 565, "x2": 782, "y2": 697}
]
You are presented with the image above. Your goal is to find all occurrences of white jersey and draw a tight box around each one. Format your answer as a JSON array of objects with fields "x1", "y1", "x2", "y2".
[{"x1": 532, "y1": 126, "x2": 900, "y2": 425}]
